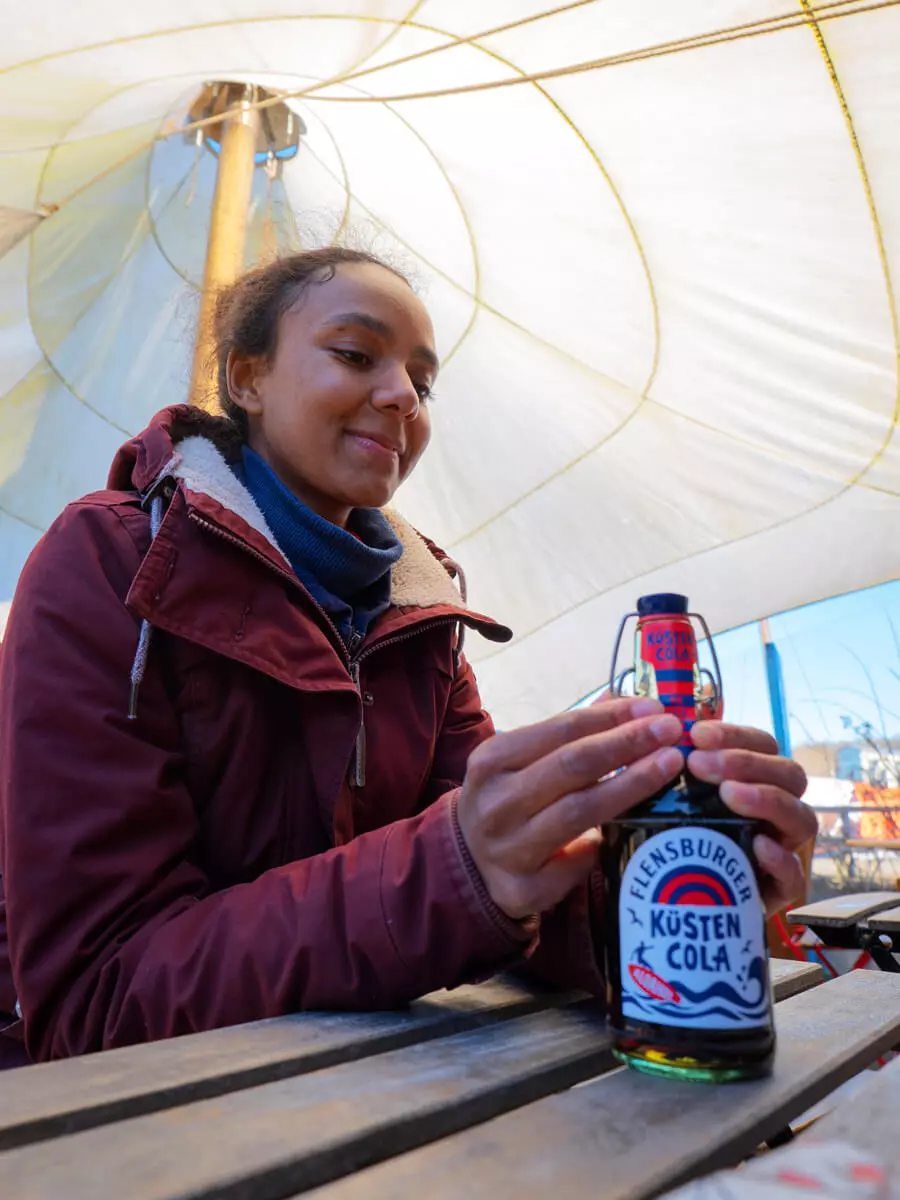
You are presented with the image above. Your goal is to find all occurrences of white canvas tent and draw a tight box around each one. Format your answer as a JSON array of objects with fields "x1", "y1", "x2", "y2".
[{"x1": 0, "y1": 1, "x2": 897, "y2": 727}]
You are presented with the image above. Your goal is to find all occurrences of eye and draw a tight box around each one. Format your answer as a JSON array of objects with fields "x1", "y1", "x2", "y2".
[
  {"x1": 332, "y1": 348, "x2": 371, "y2": 367},
  {"x1": 413, "y1": 381, "x2": 435, "y2": 403}
]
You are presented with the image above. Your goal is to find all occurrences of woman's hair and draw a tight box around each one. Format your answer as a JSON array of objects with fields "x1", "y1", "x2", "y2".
[{"x1": 212, "y1": 248, "x2": 410, "y2": 437}]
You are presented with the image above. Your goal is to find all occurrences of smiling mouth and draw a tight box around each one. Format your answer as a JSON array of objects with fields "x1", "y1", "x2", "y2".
[{"x1": 346, "y1": 431, "x2": 402, "y2": 458}]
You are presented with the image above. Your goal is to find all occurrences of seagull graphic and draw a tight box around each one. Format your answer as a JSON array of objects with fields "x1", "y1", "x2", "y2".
[
  {"x1": 627, "y1": 908, "x2": 643, "y2": 928},
  {"x1": 741, "y1": 939, "x2": 753, "y2": 955}
]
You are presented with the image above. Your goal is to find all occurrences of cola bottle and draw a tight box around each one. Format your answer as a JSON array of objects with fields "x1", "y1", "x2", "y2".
[{"x1": 599, "y1": 593, "x2": 775, "y2": 1081}]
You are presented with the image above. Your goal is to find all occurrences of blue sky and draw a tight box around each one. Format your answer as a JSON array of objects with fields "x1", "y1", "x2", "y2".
[{"x1": 702, "y1": 580, "x2": 900, "y2": 748}]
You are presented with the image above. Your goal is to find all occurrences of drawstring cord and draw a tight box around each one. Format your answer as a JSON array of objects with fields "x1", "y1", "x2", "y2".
[
  {"x1": 127, "y1": 493, "x2": 165, "y2": 720},
  {"x1": 442, "y1": 557, "x2": 467, "y2": 674}
]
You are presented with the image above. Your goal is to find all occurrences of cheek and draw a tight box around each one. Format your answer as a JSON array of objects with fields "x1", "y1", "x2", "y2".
[
  {"x1": 261, "y1": 378, "x2": 335, "y2": 444},
  {"x1": 404, "y1": 413, "x2": 432, "y2": 473}
]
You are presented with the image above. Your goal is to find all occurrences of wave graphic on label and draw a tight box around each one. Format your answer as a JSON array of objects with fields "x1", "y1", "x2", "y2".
[
  {"x1": 623, "y1": 957, "x2": 768, "y2": 1025},
  {"x1": 619, "y1": 827, "x2": 770, "y2": 1030}
]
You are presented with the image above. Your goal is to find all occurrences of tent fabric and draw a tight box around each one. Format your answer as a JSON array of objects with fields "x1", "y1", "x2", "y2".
[{"x1": 0, "y1": 1, "x2": 897, "y2": 726}]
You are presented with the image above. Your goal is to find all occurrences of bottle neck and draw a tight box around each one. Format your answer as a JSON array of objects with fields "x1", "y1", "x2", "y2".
[
  {"x1": 639, "y1": 769, "x2": 730, "y2": 820},
  {"x1": 635, "y1": 611, "x2": 697, "y2": 753}
]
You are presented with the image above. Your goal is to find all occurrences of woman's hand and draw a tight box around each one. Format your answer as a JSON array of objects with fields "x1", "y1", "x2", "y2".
[
  {"x1": 688, "y1": 722, "x2": 815, "y2": 915},
  {"x1": 457, "y1": 697, "x2": 684, "y2": 920}
]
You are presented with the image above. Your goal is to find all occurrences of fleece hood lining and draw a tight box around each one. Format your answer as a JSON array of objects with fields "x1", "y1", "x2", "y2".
[{"x1": 170, "y1": 435, "x2": 465, "y2": 612}]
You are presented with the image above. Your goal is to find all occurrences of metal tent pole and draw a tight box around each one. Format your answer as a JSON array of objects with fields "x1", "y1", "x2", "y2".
[
  {"x1": 190, "y1": 86, "x2": 260, "y2": 412},
  {"x1": 760, "y1": 617, "x2": 792, "y2": 757}
]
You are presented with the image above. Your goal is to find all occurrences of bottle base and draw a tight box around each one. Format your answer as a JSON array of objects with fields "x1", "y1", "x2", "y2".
[
  {"x1": 612, "y1": 1044, "x2": 771, "y2": 1083},
  {"x1": 611, "y1": 1020, "x2": 775, "y2": 1083}
]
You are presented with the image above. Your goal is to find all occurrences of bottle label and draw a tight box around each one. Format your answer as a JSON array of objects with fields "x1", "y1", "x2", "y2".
[{"x1": 619, "y1": 827, "x2": 769, "y2": 1030}]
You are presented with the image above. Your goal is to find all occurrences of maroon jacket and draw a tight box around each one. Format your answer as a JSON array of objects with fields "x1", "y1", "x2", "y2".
[{"x1": 0, "y1": 406, "x2": 603, "y2": 1064}]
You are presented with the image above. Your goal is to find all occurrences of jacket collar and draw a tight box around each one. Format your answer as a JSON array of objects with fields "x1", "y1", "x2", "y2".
[{"x1": 118, "y1": 406, "x2": 511, "y2": 647}]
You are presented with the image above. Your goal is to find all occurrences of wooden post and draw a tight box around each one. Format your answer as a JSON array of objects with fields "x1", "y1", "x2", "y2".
[{"x1": 189, "y1": 90, "x2": 260, "y2": 412}]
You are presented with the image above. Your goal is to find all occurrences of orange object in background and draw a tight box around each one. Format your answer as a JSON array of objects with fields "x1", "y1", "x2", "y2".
[
  {"x1": 854, "y1": 784, "x2": 900, "y2": 839},
  {"x1": 767, "y1": 836, "x2": 815, "y2": 960}
]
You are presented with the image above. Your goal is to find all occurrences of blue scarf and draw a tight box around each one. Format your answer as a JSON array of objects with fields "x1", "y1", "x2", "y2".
[{"x1": 235, "y1": 446, "x2": 402, "y2": 645}]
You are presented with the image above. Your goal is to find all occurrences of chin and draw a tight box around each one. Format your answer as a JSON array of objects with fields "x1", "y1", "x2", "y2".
[{"x1": 344, "y1": 479, "x2": 398, "y2": 511}]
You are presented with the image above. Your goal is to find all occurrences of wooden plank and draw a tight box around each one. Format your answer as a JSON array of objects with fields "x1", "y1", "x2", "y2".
[
  {"x1": 0, "y1": 1001, "x2": 616, "y2": 1200},
  {"x1": 806, "y1": 1056, "x2": 900, "y2": 1169},
  {"x1": 786, "y1": 891, "x2": 900, "y2": 928},
  {"x1": 865, "y1": 904, "x2": 900, "y2": 932},
  {"x1": 307, "y1": 970, "x2": 900, "y2": 1200},
  {"x1": 769, "y1": 959, "x2": 823, "y2": 999},
  {"x1": 0, "y1": 964, "x2": 813, "y2": 1157},
  {"x1": 0, "y1": 979, "x2": 578, "y2": 1153}
]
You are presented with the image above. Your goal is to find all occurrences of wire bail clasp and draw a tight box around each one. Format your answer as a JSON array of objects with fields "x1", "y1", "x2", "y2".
[{"x1": 607, "y1": 607, "x2": 725, "y2": 718}]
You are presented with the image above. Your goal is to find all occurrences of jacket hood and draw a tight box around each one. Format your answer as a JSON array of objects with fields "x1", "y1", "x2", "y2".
[{"x1": 108, "y1": 404, "x2": 241, "y2": 494}]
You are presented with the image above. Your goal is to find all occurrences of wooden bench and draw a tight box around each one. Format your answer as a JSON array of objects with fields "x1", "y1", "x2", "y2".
[
  {"x1": 793, "y1": 1053, "x2": 900, "y2": 1178},
  {"x1": 787, "y1": 893, "x2": 900, "y2": 972},
  {"x1": 5, "y1": 960, "x2": 900, "y2": 1200},
  {"x1": 808, "y1": 806, "x2": 900, "y2": 889},
  {"x1": 651, "y1": 1054, "x2": 900, "y2": 1197},
  {"x1": 866, "y1": 904, "x2": 900, "y2": 934},
  {"x1": 845, "y1": 839, "x2": 900, "y2": 852}
]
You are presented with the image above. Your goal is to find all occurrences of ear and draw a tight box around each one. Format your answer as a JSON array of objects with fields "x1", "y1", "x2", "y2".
[{"x1": 226, "y1": 349, "x2": 267, "y2": 418}]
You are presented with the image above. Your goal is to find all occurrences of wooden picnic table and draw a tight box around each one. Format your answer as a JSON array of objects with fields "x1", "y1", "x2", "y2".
[
  {"x1": 787, "y1": 891, "x2": 900, "y2": 972},
  {"x1": 809, "y1": 807, "x2": 900, "y2": 888},
  {"x1": 867, "y1": 904, "x2": 900, "y2": 934},
  {"x1": 845, "y1": 838, "x2": 900, "y2": 850},
  {"x1": 3, "y1": 960, "x2": 900, "y2": 1200}
]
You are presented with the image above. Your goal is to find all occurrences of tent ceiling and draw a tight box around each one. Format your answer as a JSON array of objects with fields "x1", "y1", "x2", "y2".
[{"x1": 0, "y1": 1, "x2": 897, "y2": 726}]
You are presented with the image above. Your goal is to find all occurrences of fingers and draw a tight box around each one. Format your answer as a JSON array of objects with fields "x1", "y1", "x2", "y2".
[
  {"x1": 689, "y1": 746, "x2": 807, "y2": 798},
  {"x1": 690, "y1": 722, "x2": 779, "y2": 755},
  {"x1": 753, "y1": 834, "x2": 806, "y2": 915},
  {"x1": 720, "y1": 781, "x2": 818, "y2": 851},
  {"x1": 523, "y1": 747, "x2": 684, "y2": 865},
  {"x1": 468, "y1": 697, "x2": 664, "y2": 778},
  {"x1": 511, "y1": 713, "x2": 683, "y2": 820},
  {"x1": 488, "y1": 830, "x2": 601, "y2": 919}
]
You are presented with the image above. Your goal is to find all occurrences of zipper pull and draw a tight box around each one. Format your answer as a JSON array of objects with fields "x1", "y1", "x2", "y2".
[{"x1": 350, "y1": 658, "x2": 366, "y2": 788}]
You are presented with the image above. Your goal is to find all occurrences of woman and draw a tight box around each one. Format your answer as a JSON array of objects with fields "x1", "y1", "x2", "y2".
[{"x1": 0, "y1": 248, "x2": 813, "y2": 1065}]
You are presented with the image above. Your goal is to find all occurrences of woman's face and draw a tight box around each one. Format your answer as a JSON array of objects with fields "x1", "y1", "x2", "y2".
[{"x1": 229, "y1": 262, "x2": 437, "y2": 526}]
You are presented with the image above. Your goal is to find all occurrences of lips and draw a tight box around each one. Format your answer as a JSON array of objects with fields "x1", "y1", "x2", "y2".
[{"x1": 346, "y1": 429, "x2": 403, "y2": 456}]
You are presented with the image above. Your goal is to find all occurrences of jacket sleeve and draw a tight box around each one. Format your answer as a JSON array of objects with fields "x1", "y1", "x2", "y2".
[
  {"x1": 0, "y1": 502, "x2": 533, "y2": 1061},
  {"x1": 420, "y1": 653, "x2": 606, "y2": 998}
]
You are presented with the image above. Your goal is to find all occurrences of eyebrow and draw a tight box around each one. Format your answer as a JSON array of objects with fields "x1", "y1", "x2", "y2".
[{"x1": 325, "y1": 311, "x2": 440, "y2": 373}]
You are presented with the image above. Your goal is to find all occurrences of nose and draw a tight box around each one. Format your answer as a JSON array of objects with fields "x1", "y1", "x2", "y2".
[{"x1": 371, "y1": 364, "x2": 420, "y2": 420}]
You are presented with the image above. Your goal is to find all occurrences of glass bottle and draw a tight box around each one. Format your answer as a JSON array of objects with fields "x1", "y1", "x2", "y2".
[{"x1": 599, "y1": 593, "x2": 775, "y2": 1082}]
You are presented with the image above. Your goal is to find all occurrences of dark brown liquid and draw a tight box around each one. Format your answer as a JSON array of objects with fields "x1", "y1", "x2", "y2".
[{"x1": 600, "y1": 780, "x2": 776, "y2": 1082}]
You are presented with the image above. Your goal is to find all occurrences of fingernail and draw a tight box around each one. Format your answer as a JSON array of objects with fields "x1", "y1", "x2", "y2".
[
  {"x1": 657, "y1": 747, "x2": 684, "y2": 776},
  {"x1": 631, "y1": 698, "x2": 664, "y2": 717},
  {"x1": 720, "y1": 780, "x2": 759, "y2": 809},
  {"x1": 689, "y1": 749, "x2": 724, "y2": 780},
  {"x1": 650, "y1": 715, "x2": 681, "y2": 741},
  {"x1": 753, "y1": 833, "x2": 781, "y2": 868}
]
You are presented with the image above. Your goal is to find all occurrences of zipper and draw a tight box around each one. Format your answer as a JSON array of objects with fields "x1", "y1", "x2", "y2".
[
  {"x1": 349, "y1": 618, "x2": 461, "y2": 788},
  {"x1": 189, "y1": 511, "x2": 351, "y2": 664},
  {"x1": 192, "y1": 511, "x2": 368, "y2": 788},
  {"x1": 347, "y1": 631, "x2": 366, "y2": 787},
  {"x1": 189, "y1": 509, "x2": 459, "y2": 790}
]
